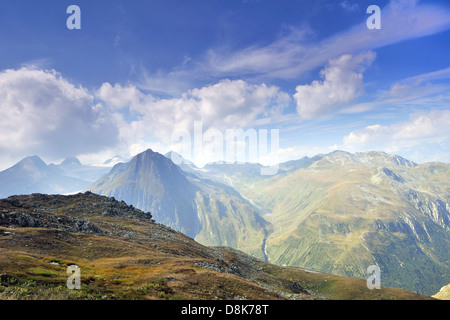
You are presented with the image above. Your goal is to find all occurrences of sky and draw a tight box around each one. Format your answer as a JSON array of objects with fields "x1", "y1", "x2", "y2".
[{"x1": 0, "y1": 0, "x2": 449, "y2": 169}]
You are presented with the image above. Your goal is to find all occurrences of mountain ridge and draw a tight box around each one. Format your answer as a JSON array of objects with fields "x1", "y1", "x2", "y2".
[{"x1": 0, "y1": 155, "x2": 110, "y2": 198}]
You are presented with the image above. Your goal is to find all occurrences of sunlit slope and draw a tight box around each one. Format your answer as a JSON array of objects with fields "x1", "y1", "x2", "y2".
[
  {"x1": 433, "y1": 283, "x2": 450, "y2": 300},
  {"x1": 244, "y1": 151, "x2": 450, "y2": 295}
]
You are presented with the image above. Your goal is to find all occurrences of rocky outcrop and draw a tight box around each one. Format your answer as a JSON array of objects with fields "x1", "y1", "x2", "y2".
[
  {"x1": 0, "y1": 210, "x2": 104, "y2": 234},
  {"x1": 0, "y1": 192, "x2": 153, "y2": 235}
]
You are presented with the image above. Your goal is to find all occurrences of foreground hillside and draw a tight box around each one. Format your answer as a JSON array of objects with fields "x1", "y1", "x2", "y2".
[{"x1": 0, "y1": 192, "x2": 432, "y2": 300}]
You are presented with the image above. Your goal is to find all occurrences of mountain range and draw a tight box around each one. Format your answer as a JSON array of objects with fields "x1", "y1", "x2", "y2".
[
  {"x1": 0, "y1": 149, "x2": 449, "y2": 296},
  {"x1": 163, "y1": 150, "x2": 449, "y2": 295},
  {"x1": 0, "y1": 156, "x2": 109, "y2": 198},
  {"x1": 235, "y1": 151, "x2": 449, "y2": 295}
]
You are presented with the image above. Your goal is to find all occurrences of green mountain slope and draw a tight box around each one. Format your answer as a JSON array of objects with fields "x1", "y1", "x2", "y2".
[
  {"x1": 209, "y1": 151, "x2": 450, "y2": 295},
  {"x1": 89, "y1": 149, "x2": 202, "y2": 238},
  {"x1": 188, "y1": 174, "x2": 271, "y2": 259}
]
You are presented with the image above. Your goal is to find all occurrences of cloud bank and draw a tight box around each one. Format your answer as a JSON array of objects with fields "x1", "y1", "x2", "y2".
[
  {"x1": 0, "y1": 68, "x2": 119, "y2": 166},
  {"x1": 343, "y1": 110, "x2": 450, "y2": 153}
]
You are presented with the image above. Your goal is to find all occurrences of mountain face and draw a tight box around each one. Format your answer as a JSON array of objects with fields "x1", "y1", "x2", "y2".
[
  {"x1": 0, "y1": 156, "x2": 109, "y2": 198},
  {"x1": 89, "y1": 149, "x2": 201, "y2": 238},
  {"x1": 0, "y1": 192, "x2": 434, "y2": 300},
  {"x1": 200, "y1": 151, "x2": 450, "y2": 295},
  {"x1": 89, "y1": 149, "x2": 270, "y2": 259}
]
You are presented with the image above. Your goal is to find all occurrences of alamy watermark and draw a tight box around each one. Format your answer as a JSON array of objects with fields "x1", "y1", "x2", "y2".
[
  {"x1": 66, "y1": 5, "x2": 81, "y2": 30},
  {"x1": 367, "y1": 5, "x2": 381, "y2": 30},
  {"x1": 66, "y1": 265, "x2": 81, "y2": 290},
  {"x1": 170, "y1": 121, "x2": 280, "y2": 175},
  {"x1": 65, "y1": 4, "x2": 381, "y2": 31},
  {"x1": 366, "y1": 265, "x2": 381, "y2": 289}
]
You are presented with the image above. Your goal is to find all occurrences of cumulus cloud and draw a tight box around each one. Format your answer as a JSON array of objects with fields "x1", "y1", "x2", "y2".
[
  {"x1": 342, "y1": 110, "x2": 450, "y2": 152},
  {"x1": 98, "y1": 79, "x2": 290, "y2": 143},
  {"x1": 294, "y1": 51, "x2": 375, "y2": 120},
  {"x1": 188, "y1": 79, "x2": 290, "y2": 129},
  {"x1": 0, "y1": 67, "x2": 119, "y2": 167},
  {"x1": 95, "y1": 79, "x2": 291, "y2": 166},
  {"x1": 97, "y1": 82, "x2": 151, "y2": 111}
]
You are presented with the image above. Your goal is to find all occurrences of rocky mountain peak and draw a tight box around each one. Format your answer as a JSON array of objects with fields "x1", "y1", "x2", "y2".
[{"x1": 15, "y1": 155, "x2": 47, "y2": 171}]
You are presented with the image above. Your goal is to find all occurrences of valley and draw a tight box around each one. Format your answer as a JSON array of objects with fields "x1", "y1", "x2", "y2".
[{"x1": 163, "y1": 150, "x2": 450, "y2": 295}]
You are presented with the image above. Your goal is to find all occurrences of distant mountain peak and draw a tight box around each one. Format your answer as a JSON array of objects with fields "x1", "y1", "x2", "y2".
[
  {"x1": 142, "y1": 148, "x2": 155, "y2": 154},
  {"x1": 354, "y1": 151, "x2": 417, "y2": 167},
  {"x1": 328, "y1": 150, "x2": 352, "y2": 156},
  {"x1": 102, "y1": 155, "x2": 128, "y2": 166},
  {"x1": 315, "y1": 150, "x2": 417, "y2": 168},
  {"x1": 134, "y1": 148, "x2": 169, "y2": 163},
  {"x1": 61, "y1": 157, "x2": 81, "y2": 166},
  {"x1": 134, "y1": 148, "x2": 163, "y2": 161},
  {"x1": 22, "y1": 155, "x2": 45, "y2": 163},
  {"x1": 16, "y1": 155, "x2": 47, "y2": 170}
]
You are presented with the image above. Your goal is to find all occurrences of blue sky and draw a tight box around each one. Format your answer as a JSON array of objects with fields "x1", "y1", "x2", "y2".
[{"x1": 0, "y1": 0, "x2": 449, "y2": 169}]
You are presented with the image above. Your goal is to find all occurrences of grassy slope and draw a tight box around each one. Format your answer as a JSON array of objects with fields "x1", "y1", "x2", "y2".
[
  {"x1": 194, "y1": 191, "x2": 270, "y2": 260},
  {"x1": 0, "y1": 193, "x2": 433, "y2": 300},
  {"x1": 243, "y1": 160, "x2": 450, "y2": 295},
  {"x1": 0, "y1": 227, "x2": 432, "y2": 300}
]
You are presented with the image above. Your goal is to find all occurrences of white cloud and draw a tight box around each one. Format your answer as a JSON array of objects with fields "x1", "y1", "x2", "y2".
[
  {"x1": 259, "y1": 144, "x2": 338, "y2": 166},
  {"x1": 343, "y1": 125, "x2": 391, "y2": 151},
  {"x1": 338, "y1": 66, "x2": 450, "y2": 115},
  {"x1": 0, "y1": 67, "x2": 119, "y2": 168},
  {"x1": 294, "y1": 51, "x2": 375, "y2": 120},
  {"x1": 342, "y1": 110, "x2": 450, "y2": 153},
  {"x1": 204, "y1": 0, "x2": 450, "y2": 80},
  {"x1": 188, "y1": 79, "x2": 290, "y2": 129},
  {"x1": 98, "y1": 79, "x2": 290, "y2": 144},
  {"x1": 94, "y1": 79, "x2": 291, "y2": 167},
  {"x1": 205, "y1": 28, "x2": 312, "y2": 79},
  {"x1": 406, "y1": 66, "x2": 450, "y2": 83},
  {"x1": 97, "y1": 82, "x2": 151, "y2": 111}
]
